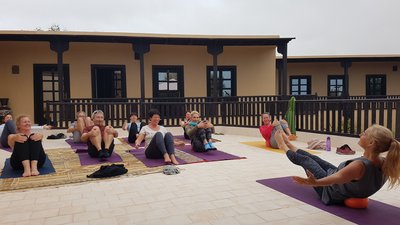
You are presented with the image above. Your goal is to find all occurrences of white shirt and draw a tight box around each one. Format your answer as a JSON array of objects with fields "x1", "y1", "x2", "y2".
[{"x1": 139, "y1": 125, "x2": 168, "y2": 149}]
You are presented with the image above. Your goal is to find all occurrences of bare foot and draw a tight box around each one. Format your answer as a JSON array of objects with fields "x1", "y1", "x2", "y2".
[
  {"x1": 164, "y1": 153, "x2": 172, "y2": 164},
  {"x1": 22, "y1": 170, "x2": 31, "y2": 177},
  {"x1": 288, "y1": 134, "x2": 297, "y2": 141},
  {"x1": 31, "y1": 169, "x2": 40, "y2": 176},
  {"x1": 170, "y1": 154, "x2": 180, "y2": 165}
]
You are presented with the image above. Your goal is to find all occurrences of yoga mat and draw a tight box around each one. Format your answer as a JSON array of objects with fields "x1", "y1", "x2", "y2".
[
  {"x1": 78, "y1": 152, "x2": 123, "y2": 166},
  {"x1": 121, "y1": 137, "x2": 145, "y2": 148},
  {"x1": 177, "y1": 144, "x2": 245, "y2": 162},
  {"x1": 1, "y1": 157, "x2": 55, "y2": 178},
  {"x1": 65, "y1": 138, "x2": 88, "y2": 149},
  {"x1": 241, "y1": 141, "x2": 319, "y2": 154},
  {"x1": 127, "y1": 149, "x2": 187, "y2": 167},
  {"x1": 256, "y1": 176, "x2": 400, "y2": 225},
  {"x1": 0, "y1": 144, "x2": 12, "y2": 152}
]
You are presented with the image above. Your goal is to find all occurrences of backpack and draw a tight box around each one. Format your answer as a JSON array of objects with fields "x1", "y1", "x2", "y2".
[{"x1": 87, "y1": 164, "x2": 128, "y2": 178}]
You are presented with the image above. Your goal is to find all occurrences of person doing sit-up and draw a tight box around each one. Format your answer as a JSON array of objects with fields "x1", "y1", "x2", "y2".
[
  {"x1": 81, "y1": 110, "x2": 118, "y2": 159},
  {"x1": 274, "y1": 124, "x2": 400, "y2": 205},
  {"x1": 185, "y1": 111, "x2": 217, "y2": 152},
  {"x1": 259, "y1": 112, "x2": 296, "y2": 149}
]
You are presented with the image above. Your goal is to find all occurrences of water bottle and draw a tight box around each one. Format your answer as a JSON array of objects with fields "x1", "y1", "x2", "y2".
[{"x1": 326, "y1": 136, "x2": 331, "y2": 151}]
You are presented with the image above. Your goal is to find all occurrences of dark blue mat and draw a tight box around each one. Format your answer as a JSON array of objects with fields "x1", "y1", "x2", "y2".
[
  {"x1": 0, "y1": 157, "x2": 56, "y2": 178},
  {"x1": 257, "y1": 176, "x2": 400, "y2": 225}
]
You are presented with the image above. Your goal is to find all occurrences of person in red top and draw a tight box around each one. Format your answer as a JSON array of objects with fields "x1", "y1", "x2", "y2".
[
  {"x1": 81, "y1": 110, "x2": 118, "y2": 159},
  {"x1": 259, "y1": 112, "x2": 296, "y2": 148}
]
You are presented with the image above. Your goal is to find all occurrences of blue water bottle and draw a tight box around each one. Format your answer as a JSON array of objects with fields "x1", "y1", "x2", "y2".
[{"x1": 326, "y1": 136, "x2": 331, "y2": 151}]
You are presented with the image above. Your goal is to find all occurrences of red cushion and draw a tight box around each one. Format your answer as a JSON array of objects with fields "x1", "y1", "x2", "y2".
[{"x1": 344, "y1": 198, "x2": 369, "y2": 209}]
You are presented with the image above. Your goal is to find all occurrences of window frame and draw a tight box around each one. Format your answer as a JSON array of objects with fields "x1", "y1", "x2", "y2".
[
  {"x1": 366, "y1": 74, "x2": 386, "y2": 97},
  {"x1": 289, "y1": 75, "x2": 311, "y2": 96},
  {"x1": 206, "y1": 66, "x2": 237, "y2": 97},
  {"x1": 327, "y1": 75, "x2": 344, "y2": 97}
]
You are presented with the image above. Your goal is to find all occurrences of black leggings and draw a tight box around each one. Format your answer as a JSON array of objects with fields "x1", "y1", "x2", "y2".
[
  {"x1": 145, "y1": 132, "x2": 175, "y2": 159},
  {"x1": 128, "y1": 122, "x2": 146, "y2": 143},
  {"x1": 191, "y1": 128, "x2": 212, "y2": 152},
  {"x1": 286, "y1": 149, "x2": 337, "y2": 197},
  {"x1": 10, "y1": 138, "x2": 46, "y2": 170}
]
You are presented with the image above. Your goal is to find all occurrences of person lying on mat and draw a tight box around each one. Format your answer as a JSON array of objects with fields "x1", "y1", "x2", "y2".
[
  {"x1": 259, "y1": 112, "x2": 296, "y2": 149},
  {"x1": 274, "y1": 124, "x2": 400, "y2": 205},
  {"x1": 180, "y1": 111, "x2": 191, "y2": 140},
  {"x1": 1, "y1": 111, "x2": 51, "y2": 148},
  {"x1": 122, "y1": 112, "x2": 146, "y2": 144},
  {"x1": 134, "y1": 109, "x2": 179, "y2": 165},
  {"x1": 81, "y1": 110, "x2": 118, "y2": 159},
  {"x1": 7, "y1": 115, "x2": 47, "y2": 177},
  {"x1": 185, "y1": 110, "x2": 217, "y2": 152},
  {"x1": 67, "y1": 111, "x2": 92, "y2": 143}
]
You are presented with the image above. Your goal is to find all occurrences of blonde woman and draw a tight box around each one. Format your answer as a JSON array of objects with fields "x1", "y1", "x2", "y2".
[
  {"x1": 275, "y1": 124, "x2": 400, "y2": 205},
  {"x1": 7, "y1": 115, "x2": 47, "y2": 177}
]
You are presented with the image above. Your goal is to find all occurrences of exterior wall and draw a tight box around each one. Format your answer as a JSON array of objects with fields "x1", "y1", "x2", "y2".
[
  {"x1": 286, "y1": 61, "x2": 400, "y2": 96},
  {"x1": 0, "y1": 41, "x2": 277, "y2": 122},
  {"x1": 0, "y1": 41, "x2": 56, "y2": 120}
]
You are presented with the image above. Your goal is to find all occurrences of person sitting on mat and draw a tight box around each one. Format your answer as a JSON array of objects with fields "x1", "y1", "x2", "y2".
[
  {"x1": 1, "y1": 111, "x2": 51, "y2": 148},
  {"x1": 67, "y1": 111, "x2": 92, "y2": 143},
  {"x1": 180, "y1": 111, "x2": 191, "y2": 140},
  {"x1": 7, "y1": 115, "x2": 47, "y2": 177},
  {"x1": 274, "y1": 124, "x2": 400, "y2": 205},
  {"x1": 134, "y1": 109, "x2": 179, "y2": 165},
  {"x1": 81, "y1": 110, "x2": 118, "y2": 159},
  {"x1": 185, "y1": 110, "x2": 217, "y2": 152},
  {"x1": 259, "y1": 112, "x2": 296, "y2": 149},
  {"x1": 122, "y1": 112, "x2": 146, "y2": 144}
]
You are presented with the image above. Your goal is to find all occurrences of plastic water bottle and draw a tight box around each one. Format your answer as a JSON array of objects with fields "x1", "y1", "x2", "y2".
[{"x1": 326, "y1": 136, "x2": 331, "y2": 151}]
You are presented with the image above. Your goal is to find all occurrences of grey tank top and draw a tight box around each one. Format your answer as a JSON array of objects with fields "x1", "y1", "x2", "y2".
[{"x1": 321, "y1": 157, "x2": 386, "y2": 205}]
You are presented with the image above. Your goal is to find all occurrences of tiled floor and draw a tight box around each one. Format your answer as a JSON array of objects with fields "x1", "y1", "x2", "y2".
[{"x1": 0, "y1": 127, "x2": 399, "y2": 225}]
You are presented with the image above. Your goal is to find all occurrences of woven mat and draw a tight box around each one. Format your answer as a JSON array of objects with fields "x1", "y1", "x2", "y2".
[{"x1": 0, "y1": 143, "x2": 162, "y2": 191}]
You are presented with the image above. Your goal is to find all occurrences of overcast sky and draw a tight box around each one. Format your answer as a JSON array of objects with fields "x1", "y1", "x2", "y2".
[{"x1": 1, "y1": 0, "x2": 399, "y2": 56}]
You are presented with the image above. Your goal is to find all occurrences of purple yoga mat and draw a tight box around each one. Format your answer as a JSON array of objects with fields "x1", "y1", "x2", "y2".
[
  {"x1": 78, "y1": 152, "x2": 123, "y2": 166},
  {"x1": 121, "y1": 138, "x2": 145, "y2": 148},
  {"x1": 0, "y1": 144, "x2": 12, "y2": 152},
  {"x1": 126, "y1": 149, "x2": 187, "y2": 167},
  {"x1": 177, "y1": 144, "x2": 245, "y2": 162},
  {"x1": 65, "y1": 139, "x2": 88, "y2": 149},
  {"x1": 257, "y1": 176, "x2": 400, "y2": 225}
]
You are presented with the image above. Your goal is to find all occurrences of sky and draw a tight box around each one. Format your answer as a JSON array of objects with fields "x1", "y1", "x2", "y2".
[{"x1": 1, "y1": 0, "x2": 399, "y2": 56}]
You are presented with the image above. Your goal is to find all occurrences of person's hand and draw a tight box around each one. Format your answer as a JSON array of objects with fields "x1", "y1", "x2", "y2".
[
  {"x1": 292, "y1": 170, "x2": 317, "y2": 186},
  {"x1": 197, "y1": 122, "x2": 206, "y2": 129},
  {"x1": 15, "y1": 134, "x2": 28, "y2": 143},
  {"x1": 30, "y1": 133, "x2": 43, "y2": 141},
  {"x1": 134, "y1": 142, "x2": 140, "y2": 149},
  {"x1": 43, "y1": 124, "x2": 52, "y2": 130},
  {"x1": 272, "y1": 119, "x2": 280, "y2": 126}
]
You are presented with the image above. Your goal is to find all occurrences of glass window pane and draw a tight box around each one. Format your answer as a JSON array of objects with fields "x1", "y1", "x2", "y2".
[
  {"x1": 222, "y1": 71, "x2": 231, "y2": 79},
  {"x1": 337, "y1": 79, "x2": 343, "y2": 85},
  {"x1": 168, "y1": 72, "x2": 178, "y2": 81},
  {"x1": 292, "y1": 86, "x2": 298, "y2": 91},
  {"x1": 43, "y1": 92, "x2": 54, "y2": 101},
  {"x1": 338, "y1": 86, "x2": 343, "y2": 92},
  {"x1": 158, "y1": 82, "x2": 167, "y2": 90},
  {"x1": 300, "y1": 91, "x2": 307, "y2": 95},
  {"x1": 292, "y1": 79, "x2": 298, "y2": 85},
  {"x1": 292, "y1": 91, "x2": 299, "y2": 95},
  {"x1": 330, "y1": 80, "x2": 336, "y2": 85},
  {"x1": 222, "y1": 80, "x2": 231, "y2": 89},
  {"x1": 43, "y1": 81, "x2": 53, "y2": 91},
  {"x1": 54, "y1": 82, "x2": 59, "y2": 91},
  {"x1": 222, "y1": 89, "x2": 231, "y2": 96},
  {"x1": 169, "y1": 82, "x2": 178, "y2": 91},
  {"x1": 300, "y1": 79, "x2": 307, "y2": 85},
  {"x1": 42, "y1": 72, "x2": 54, "y2": 81},
  {"x1": 158, "y1": 72, "x2": 167, "y2": 81},
  {"x1": 300, "y1": 86, "x2": 307, "y2": 91}
]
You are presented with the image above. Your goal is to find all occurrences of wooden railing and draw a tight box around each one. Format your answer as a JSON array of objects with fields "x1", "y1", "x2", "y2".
[{"x1": 44, "y1": 96, "x2": 400, "y2": 140}]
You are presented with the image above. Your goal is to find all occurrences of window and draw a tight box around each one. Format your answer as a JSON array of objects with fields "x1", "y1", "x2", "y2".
[
  {"x1": 328, "y1": 75, "x2": 344, "y2": 97},
  {"x1": 152, "y1": 66, "x2": 184, "y2": 98},
  {"x1": 207, "y1": 66, "x2": 237, "y2": 97},
  {"x1": 290, "y1": 76, "x2": 311, "y2": 95},
  {"x1": 366, "y1": 75, "x2": 386, "y2": 96}
]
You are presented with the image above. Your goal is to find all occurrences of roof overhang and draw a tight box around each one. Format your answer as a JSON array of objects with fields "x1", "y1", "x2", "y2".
[{"x1": 0, "y1": 30, "x2": 294, "y2": 46}]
